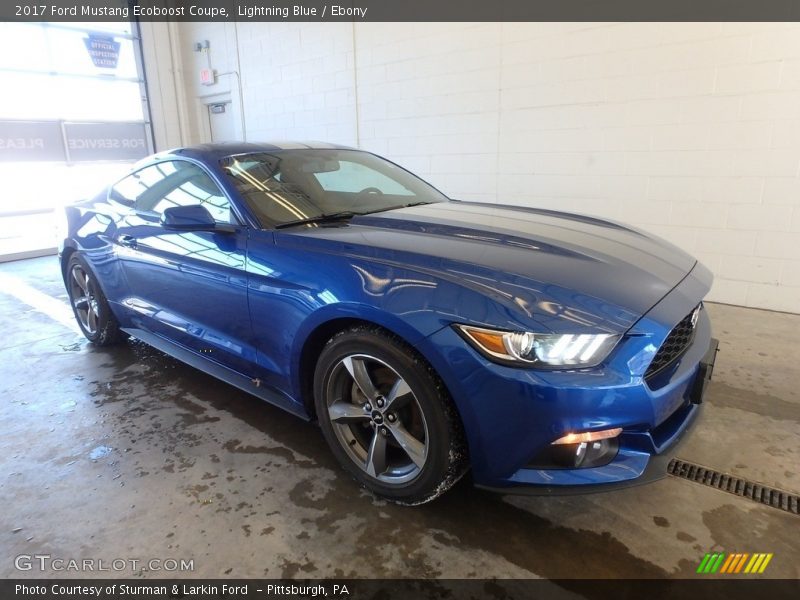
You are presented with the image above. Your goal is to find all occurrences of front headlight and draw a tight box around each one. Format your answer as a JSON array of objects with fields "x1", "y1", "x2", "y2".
[{"x1": 454, "y1": 325, "x2": 621, "y2": 368}]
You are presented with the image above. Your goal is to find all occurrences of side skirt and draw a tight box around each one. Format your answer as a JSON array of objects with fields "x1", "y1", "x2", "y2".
[{"x1": 121, "y1": 327, "x2": 311, "y2": 421}]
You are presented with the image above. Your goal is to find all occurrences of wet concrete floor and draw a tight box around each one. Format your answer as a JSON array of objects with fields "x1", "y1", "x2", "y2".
[{"x1": 0, "y1": 257, "x2": 797, "y2": 579}]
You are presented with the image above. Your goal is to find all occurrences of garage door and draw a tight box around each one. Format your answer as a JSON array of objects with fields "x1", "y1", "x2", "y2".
[{"x1": 0, "y1": 21, "x2": 153, "y2": 261}]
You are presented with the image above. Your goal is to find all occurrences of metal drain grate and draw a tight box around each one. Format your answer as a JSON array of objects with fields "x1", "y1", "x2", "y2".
[{"x1": 668, "y1": 459, "x2": 799, "y2": 515}]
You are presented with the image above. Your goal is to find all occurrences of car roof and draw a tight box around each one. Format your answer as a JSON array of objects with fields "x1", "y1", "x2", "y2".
[{"x1": 150, "y1": 141, "x2": 358, "y2": 164}]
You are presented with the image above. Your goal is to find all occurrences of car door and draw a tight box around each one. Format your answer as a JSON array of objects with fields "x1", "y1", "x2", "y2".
[{"x1": 112, "y1": 159, "x2": 256, "y2": 375}]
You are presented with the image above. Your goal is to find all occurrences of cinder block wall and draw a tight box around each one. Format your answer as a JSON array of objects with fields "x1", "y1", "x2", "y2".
[{"x1": 173, "y1": 22, "x2": 800, "y2": 313}]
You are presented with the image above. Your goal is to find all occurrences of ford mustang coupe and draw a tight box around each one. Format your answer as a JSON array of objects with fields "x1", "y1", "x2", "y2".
[{"x1": 59, "y1": 142, "x2": 718, "y2": 504}]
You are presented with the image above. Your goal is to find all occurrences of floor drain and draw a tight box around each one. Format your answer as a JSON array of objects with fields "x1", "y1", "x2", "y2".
[{"x1": 668, "y1": 459, "x2": 799, "y2": 515}]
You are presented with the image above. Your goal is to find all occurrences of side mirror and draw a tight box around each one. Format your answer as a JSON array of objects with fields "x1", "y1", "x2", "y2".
[{"x1": 160, "y1": 205, "x2": 219, "y2": 231}]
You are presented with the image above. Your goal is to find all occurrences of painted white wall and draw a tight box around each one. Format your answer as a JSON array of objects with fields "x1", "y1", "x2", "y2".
[{"x1": 161, "y1": 22, "x2": 800, "y2": 313}]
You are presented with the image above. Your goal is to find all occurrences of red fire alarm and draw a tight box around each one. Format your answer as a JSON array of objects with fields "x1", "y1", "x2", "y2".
[{"x1": 199, "y1": 68, "x2": 216, "y2": 86}]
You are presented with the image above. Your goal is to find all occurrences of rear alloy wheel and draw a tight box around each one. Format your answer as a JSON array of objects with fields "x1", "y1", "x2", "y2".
[
  {"x1": 66, "y1": 254, "x2": 127, "y2": 345},
  {"x1": 315, "y1": 327, "x2": 467, "y2": 504}
]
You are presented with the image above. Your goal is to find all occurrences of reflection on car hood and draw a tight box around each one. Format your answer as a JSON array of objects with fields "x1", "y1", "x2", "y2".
[{"x1": 281, "y1": 201, "x2": 697, "y2": 332}]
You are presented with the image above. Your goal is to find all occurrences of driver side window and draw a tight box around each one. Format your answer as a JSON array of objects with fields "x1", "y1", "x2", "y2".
[{"x1": 113, "y1": 161, "x2": 235, "y2": 224}]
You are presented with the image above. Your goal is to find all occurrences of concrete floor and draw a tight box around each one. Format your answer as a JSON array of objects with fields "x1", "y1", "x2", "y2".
[{"x1": 0, "y1": 256, "x2": 797, "y2": 579}]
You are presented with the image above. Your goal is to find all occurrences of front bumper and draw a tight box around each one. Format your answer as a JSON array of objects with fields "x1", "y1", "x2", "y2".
[
  {"x1": 415, "y1": 264, "x2": 716, "y2": 492},
  {"x1": 476, "y1": 337, "x2": 718, "y2": 495}
]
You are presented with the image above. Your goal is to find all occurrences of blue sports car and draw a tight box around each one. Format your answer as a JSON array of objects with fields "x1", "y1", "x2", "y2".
[{"x1": 59, "y1": 142, "x2": 718, "y2": 504}]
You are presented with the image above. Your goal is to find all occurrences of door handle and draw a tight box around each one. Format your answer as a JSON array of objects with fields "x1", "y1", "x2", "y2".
[{"x1": 118, "y1": 234, "x2": 137, "y2": 249}]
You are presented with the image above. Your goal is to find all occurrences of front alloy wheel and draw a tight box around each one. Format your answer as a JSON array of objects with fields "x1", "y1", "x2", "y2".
[
  {"x1": 315, "y1": 326, "x2": 467, "y2": 504},
  {"x1": 326, "y1": 354, "x2": 429, "y2": 484}
]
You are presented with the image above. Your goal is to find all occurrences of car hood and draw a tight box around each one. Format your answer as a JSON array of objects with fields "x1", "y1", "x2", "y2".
[{"x1": 280, "y1": 201, "x2": 697, "y2": 332}]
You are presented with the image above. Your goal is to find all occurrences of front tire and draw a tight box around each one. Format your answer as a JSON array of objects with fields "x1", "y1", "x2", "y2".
[
  {"x1": 314, "y1": 326, "x2": 467, "y2": 505},
  {"x1": 65, "y1": 254, "x2": 127, "y2": 346}
]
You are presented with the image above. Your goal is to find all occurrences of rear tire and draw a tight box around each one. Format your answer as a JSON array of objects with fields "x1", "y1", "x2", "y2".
[
  {"x1": 314, "y1": 326, "x2": 467, "y2": 505},
  {"x1": 65, "y1": 254, "x2": 127, "y2": 346}
]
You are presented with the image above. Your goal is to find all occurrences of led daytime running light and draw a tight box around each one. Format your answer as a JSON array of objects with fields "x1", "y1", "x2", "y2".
[{"x1": 551, "y1": 428, "x2": 623, "y2": 445}]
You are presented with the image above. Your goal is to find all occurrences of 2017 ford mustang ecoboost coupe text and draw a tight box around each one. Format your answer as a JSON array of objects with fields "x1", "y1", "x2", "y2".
[{"x1": 59, "y1": 142, "x2": 718, "y2": 504}]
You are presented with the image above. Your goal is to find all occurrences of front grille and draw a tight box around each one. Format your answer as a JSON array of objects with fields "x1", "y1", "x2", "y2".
[{"x1": 644, "y1": 305, "x2": 700, "y2": 383}]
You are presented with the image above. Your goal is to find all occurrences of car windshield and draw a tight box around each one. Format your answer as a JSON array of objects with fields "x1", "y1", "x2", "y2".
[{"x1": 220, "y1": 149, "x2": 449, "y2": 228}]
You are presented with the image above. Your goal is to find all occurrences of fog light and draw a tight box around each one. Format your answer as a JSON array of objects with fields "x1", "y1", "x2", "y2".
[
  {"x1": 552, "y1": 427, "x2": 622, "y2": 445},
  {"x1": 526, "y1": 428, "x2": 622, "y2": 470},
  {"x1": 550, "y1": 438, "x2": 619, "y2": 468}
]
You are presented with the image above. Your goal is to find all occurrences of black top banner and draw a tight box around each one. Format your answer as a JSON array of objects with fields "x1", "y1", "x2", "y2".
[{"x1": 4, "y1": 0, "x2": 800, "y2": 22}]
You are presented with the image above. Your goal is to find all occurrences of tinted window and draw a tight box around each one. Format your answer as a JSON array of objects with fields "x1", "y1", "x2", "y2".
[
  {"x1": 221, "y1": 149, "x2": 447, "y2": 228},
  {"x1": 111, "y1": 161, "x2": 234, "y2": 224},
  {"x1": 108, "y1": 171, "x2": 146, "y2": 207}
]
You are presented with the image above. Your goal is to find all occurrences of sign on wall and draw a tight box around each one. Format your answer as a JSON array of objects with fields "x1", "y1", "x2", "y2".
[
  {"x1": 83, "y1": 34, "x2": 121, "y2": 69},
  {"x1": 64, "y1": 122, "x2": 148, "y2": 161},
  {"x1": 0, "y1": 120, "x2": 149, "y2": 162},
  {"x1": 0, "y1": 121, "x2": 67, "y2": 161}
]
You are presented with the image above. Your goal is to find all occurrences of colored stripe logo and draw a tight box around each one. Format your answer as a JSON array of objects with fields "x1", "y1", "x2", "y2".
[{"x1": 696, "y1": 552, "x2": 773, "y2": 574}]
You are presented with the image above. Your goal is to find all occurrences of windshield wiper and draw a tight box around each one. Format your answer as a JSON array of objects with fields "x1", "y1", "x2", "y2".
[
  {"x1": 275, "y1": 211, "x2": 361, "y2": 229},
  {"x1": 277, "y1": 202, "x2": 437, "y2": 228},
  {"x1": 363, "y1": 201, "x2": 437, "y2": 215}
]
